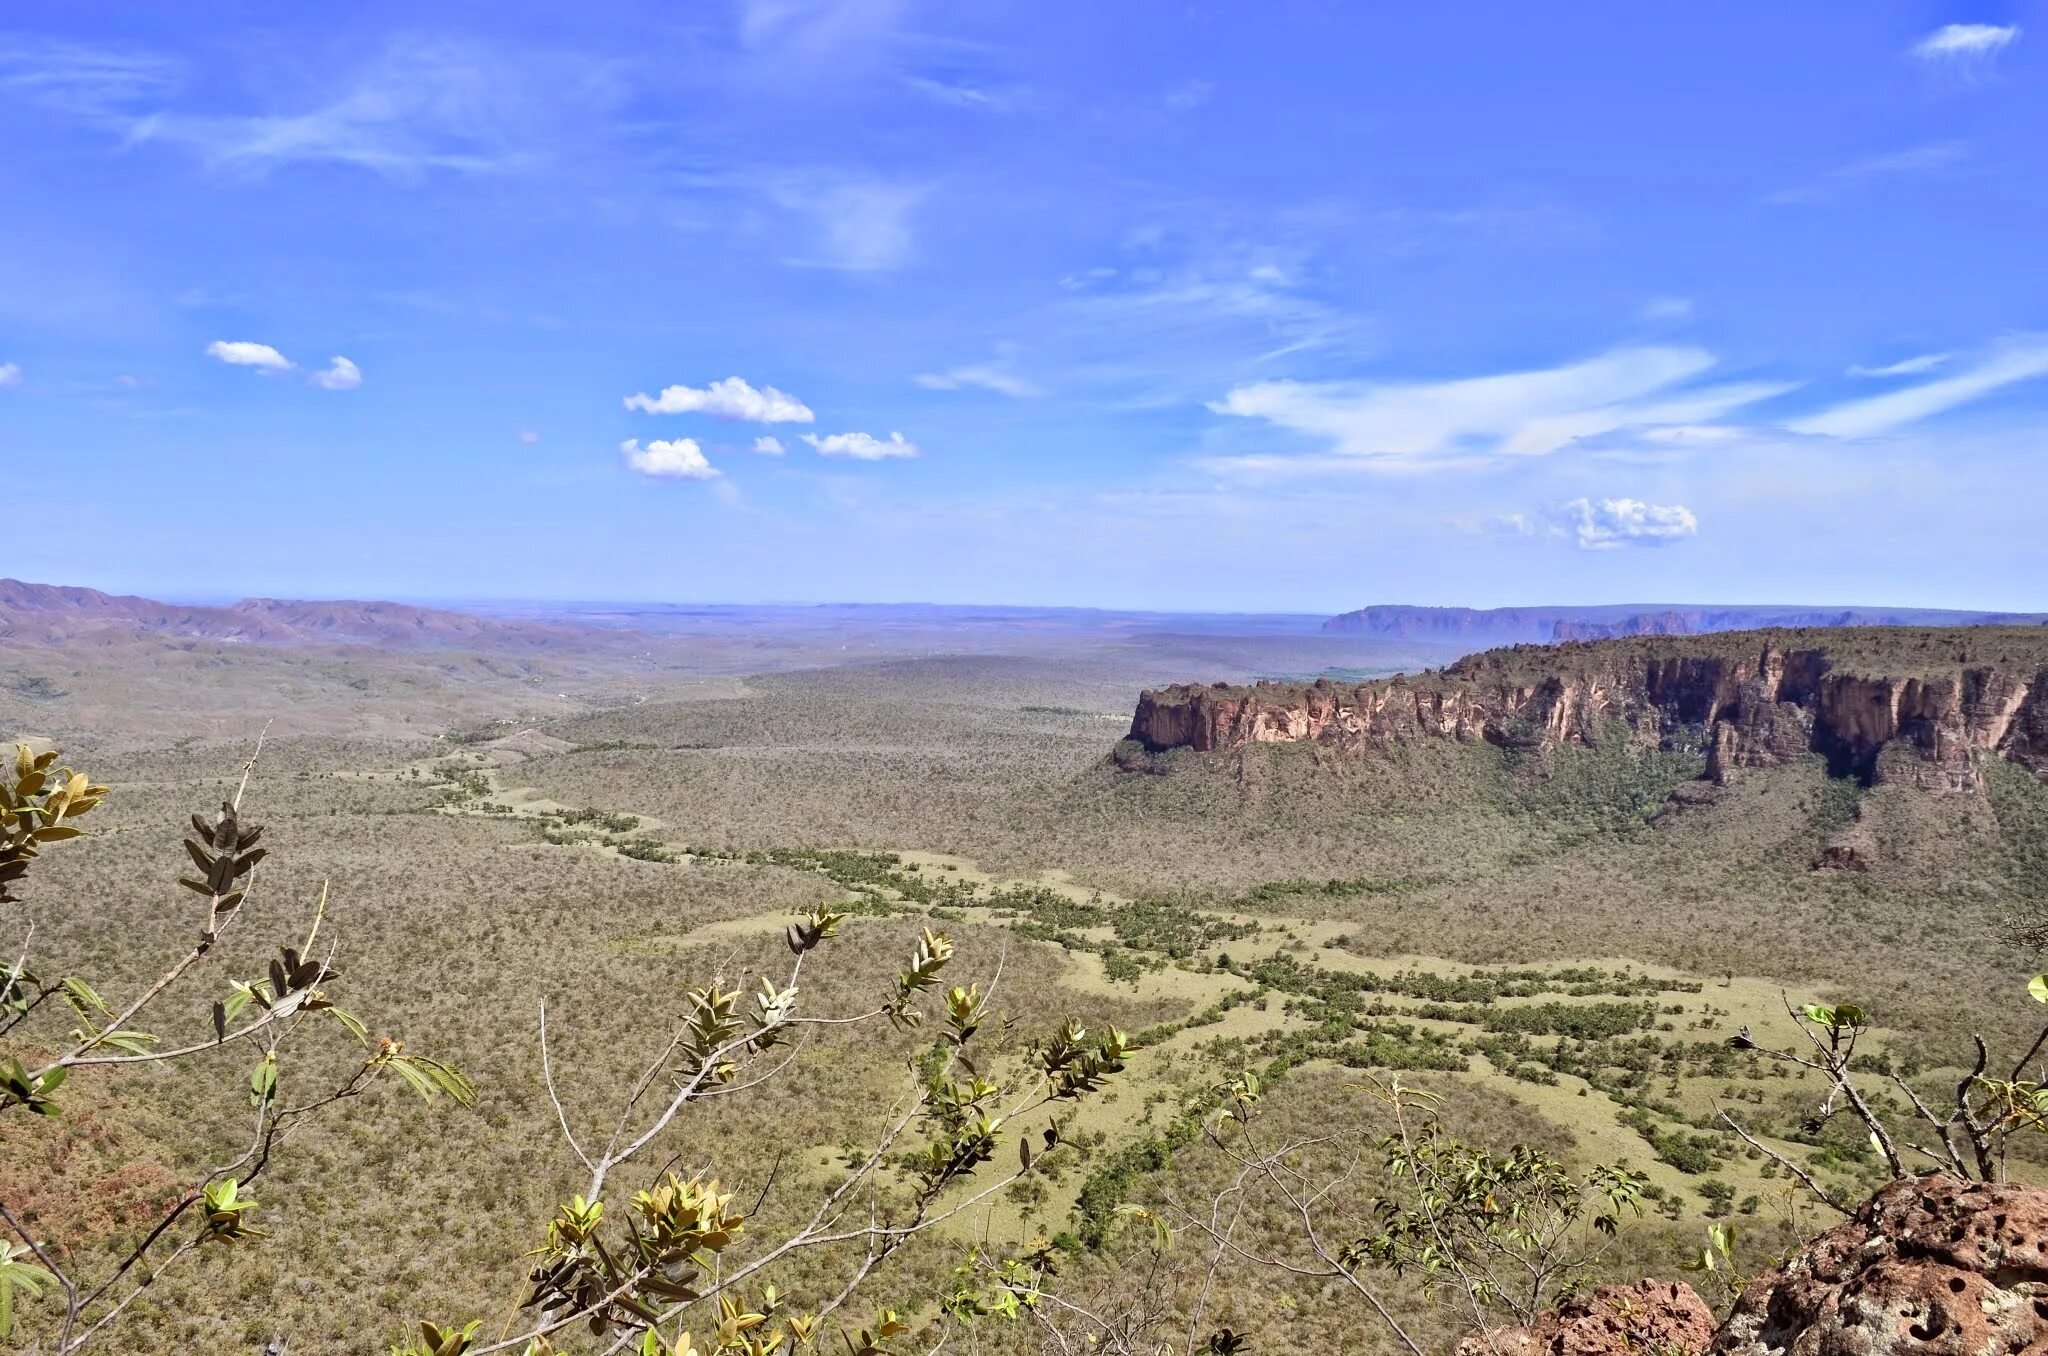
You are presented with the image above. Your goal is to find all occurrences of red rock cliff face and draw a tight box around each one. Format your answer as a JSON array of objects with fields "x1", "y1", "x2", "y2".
[{"x1": 1124, "y1": 638, "x2": 2048, "y2": 793}]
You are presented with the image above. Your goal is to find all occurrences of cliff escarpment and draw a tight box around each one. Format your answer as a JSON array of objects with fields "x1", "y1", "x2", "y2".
[{"x1": 1124, "y1": 627, "x2": 2048, "y2": 794}]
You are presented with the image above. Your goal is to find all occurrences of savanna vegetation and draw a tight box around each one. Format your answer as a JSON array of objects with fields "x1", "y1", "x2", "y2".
[{"x1": 4, "y1": 622, "x2": 2047, "y2": 1352}]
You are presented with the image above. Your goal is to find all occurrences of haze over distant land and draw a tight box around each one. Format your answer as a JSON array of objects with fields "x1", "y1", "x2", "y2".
[
  {"x1": 1325, "y1": 603, "x2": 2048, "y2": 644},
  {"x1": 2, "y1": 5, "x2": 2044, "y2": 609}
]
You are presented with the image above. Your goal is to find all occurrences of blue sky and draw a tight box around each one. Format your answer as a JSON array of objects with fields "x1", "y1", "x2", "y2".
[{"x1": 3, "y1": 1, "x2": 2045, "y2": 611}]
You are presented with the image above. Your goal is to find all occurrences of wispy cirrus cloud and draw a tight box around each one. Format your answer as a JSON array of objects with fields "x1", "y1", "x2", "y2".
[
  {"x1": 1847, "y1": 353, "x2": 1949, "y2": 378},
  {"x1": 1, "y1": 35, "x2": 617, "y2": 180},
  {"x1": 624, "y1": 377, "x2": 815, "y2": 422},
  {"x1": 770, "y1": 174, "x2": 927, "y2": 271},
  {"x1": 902, "y1": 74, "x2": 1035, "y2": 112},
  {"x1": 1769, "y1": 141, "x2": 1969, "y2": 205},
  {"x1": 803, "y1": 430, "x2": 918, "y2": 460},
  {"x1": 0, "y1": 34, "x2": 177, "y2": 119},
  {"x1": 1208, "y1": 346, "x2": 1792, "y2": 470},
  {"x1": 621, "y1": 437, "x2": 719, "y2": 479},
  {"x1": 915, "y1": 358, "x2": 1041, "y2": 398},
  {"x1": 1790, "y1": 337, "x2": 2048, "y2": 438}
]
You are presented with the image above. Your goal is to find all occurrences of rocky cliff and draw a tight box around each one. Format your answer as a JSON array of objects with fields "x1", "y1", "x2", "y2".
[{"x1": 1123, "y1": 628, "x2": 2048, "y2": 793}]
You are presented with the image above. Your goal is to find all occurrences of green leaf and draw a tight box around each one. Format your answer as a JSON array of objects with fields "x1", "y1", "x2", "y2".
[
  {"x1": 249, "y1": 1053, "x2": 278, "y2": 1108},
  {"x1": 2029, "y1": 974, "x2": 2048, "y2": 1005},
  {"x1": 331, "y1": 1007, "x2": 369, "y2": 1044}
]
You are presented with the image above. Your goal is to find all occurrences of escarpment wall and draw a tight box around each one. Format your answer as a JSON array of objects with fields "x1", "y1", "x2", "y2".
[{"x1": 1125, "y1": 633, "x2": 2048, "y2": 794}]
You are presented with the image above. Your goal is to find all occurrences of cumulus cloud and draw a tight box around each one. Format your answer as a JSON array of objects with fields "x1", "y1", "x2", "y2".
[
  {"x1": 623, "y1": 376, "x2": 815, "y2": 422},
  {"x1": 914, "y1": 363, "x2": 1041, "y2": 398},
  {"x1": 621, "y1": 437, "x2": 719, "y2": 480},
  {"x1": 205, "y1": 340, "x2": 293, "y2": 372},
  {"x1": 1551, "y1": 498, "x2": 1698, "y2": 550},
  {"x1": 802, "y1": 430, "x2": 919, "y2": 460},
  {"x1": 0, "y1": 362, "x2": 20, "y2": 389},
  {"x1": 752, "y1": 435, "x2": 786, "y2": 455},
  {"x1": 1913, "y1": 23, "x2": 2019, "y2": 60},
  {"x1": 1847, "y1": 353, "x2": 1949, "y2": 378},
  {"x1": 1791, "y1": 338, "x2": 2048, "y2": 438},
  {"x1": 1210, "y1": 346, "x2": 1791, "y2": 468},
  {"x1": 310, "y1": 355, "x2": 362, "y2": 391}
]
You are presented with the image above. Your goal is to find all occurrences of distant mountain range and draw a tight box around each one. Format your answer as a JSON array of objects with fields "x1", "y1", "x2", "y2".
[
  {"x1": 0, "y1": 579, "x2": 595, "y2": 650},
  {"x1": 1322, "y1": 603, "x2": 2048, "y2": 644}
]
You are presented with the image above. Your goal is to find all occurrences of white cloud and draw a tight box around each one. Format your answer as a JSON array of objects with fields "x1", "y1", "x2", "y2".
[
  {"x1": 1640, "y1": 296, "x2": 1693, "y2": 322},
  {"x1": 752, "y1": 435, "x2": 786, "y2": 455},
  {"x1": 205, "y1": 340, "x2": 293, "y2": 372},
  {"x1": 1770, "y1": 141, "x2": 1969, "y2": 204},
  {"x1": 1791, "y1": 338, "x2": 2048, "y2": 438},
  {"x1": 1847, "y1": 353, "x2": 1949, "y2": 378},
  {"x1": 1913, "y1": 23, "x2": 2019, "y2": 60},
  {"x1": 0, "y1": 362, "x2": 20, "y2": 389},
  {"x1": 310, "y1": 355, "x2": 361, "y2": 391},
  {"x1": 0, "y1": 36, "x2": 179, "y2": 121},
  {"x1": 802, "y1": 430, "x2": 919, "y2": 460},
  {"x1": 914, "y1": 363, "x2": 1041, "y2": 398},
  {"x1": 518, "y1": 428, "x2": 541, "y2": 445},
  {"x1": 1639, "y1": 424, "x2": 1741, "y2": 446},
  {"x1": 1551, "y1": 498, "x2": 1698, "y2": 550},
  {"x1": 621, "y1": 437, "x2": 720, "y2": 480},
  {"x1": 771, "y1": 176, "x2": 925, "y2": 272},
  {"x1": 1211, "y1": 346, "x2": 1791, "y2": 467},
  {"x1": 3, "y1": 37, "x2": 623, "y2": 181},
  {"x1": 623, "y1": 377, "x2": 815, "y2": 422},
  {"x1": 902, "y1": 75, "x2": 1031, "y2": 111}
]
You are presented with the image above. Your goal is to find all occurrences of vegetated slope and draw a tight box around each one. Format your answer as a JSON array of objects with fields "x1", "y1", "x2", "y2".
[
  {"x1": 1104, "y1": 626, "x2": 2048, "y2": 1044},
  {"x1": 1324, "y1": 603, "x2": 2047, "y2": 644}
]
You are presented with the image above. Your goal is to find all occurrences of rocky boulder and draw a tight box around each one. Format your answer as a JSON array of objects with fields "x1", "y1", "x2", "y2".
[
  {"x1": 1456, "y1": 1280, "x2": 1718, "y2": 1356},
  {"x1": 1711, "y1": 1175, "x2": 2048, "y2": 1355}
]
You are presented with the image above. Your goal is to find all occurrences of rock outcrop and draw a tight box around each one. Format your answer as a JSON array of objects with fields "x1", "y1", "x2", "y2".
[
  {"x1": 1456, "y1": 1280, "x2": 1718, "y2": 1356},
  {"x1": 1711, "y1": 1175, "x2": 2048, "y2": 1356},
  {"x1": 1458, "y1": 1176, "x2": 2048, "y2": 1356},
  {"x1": 1123, "y1": 629, "x2": 2048, "y2": 793}
]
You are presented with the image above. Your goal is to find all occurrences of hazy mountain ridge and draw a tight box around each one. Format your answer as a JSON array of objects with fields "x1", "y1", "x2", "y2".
[
  {"x1": 0, "y1": 578, "x2": 603, "y2": 650},
  {"x1": 1324, "y1": 603, "x2": 2048, "y2": 644}
]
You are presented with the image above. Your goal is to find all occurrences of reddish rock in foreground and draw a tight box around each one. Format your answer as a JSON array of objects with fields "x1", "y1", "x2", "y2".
[
  {"x1": 1711, "y1": 1175, "x2": 2048, "y2": 1356},
  {"x1": 1455, "y1": 1280, "x2": 1718, "y2": 1356}
]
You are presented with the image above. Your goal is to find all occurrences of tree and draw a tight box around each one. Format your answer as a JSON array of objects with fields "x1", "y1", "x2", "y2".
[{"x1": 1721, "y1": 983, "x2": 2048, "y2": 1209}]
